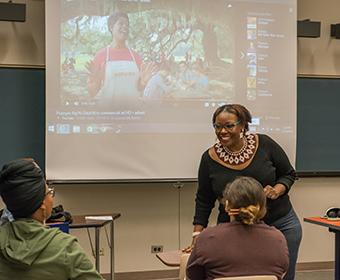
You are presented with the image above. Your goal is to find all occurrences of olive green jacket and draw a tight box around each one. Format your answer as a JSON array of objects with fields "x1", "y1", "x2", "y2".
[{"x1": 0, "y1": 218, "x2": 103, "y2": 280}]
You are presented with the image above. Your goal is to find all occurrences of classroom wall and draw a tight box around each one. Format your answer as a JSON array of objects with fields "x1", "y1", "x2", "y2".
[
  {"x1": 297, "y1": 0, "x2": 340, "y2": 75},
  {"x1": 0, "y1": 0, "x2": 45, "y2": 66},
  {"x1": 1, "y1": 0, "x2": 340, "y2": 275}
]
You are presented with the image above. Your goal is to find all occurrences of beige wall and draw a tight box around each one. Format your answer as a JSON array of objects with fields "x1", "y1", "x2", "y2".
[
  {"x1": 297, "y1": 0, "x2": 340, "y2": 75},
  {"x1": 1, "y1": 0, "x2": 340, "y2": 274},
  {"x1": 0, "y1": 0, "x2": 45, "y2": 66}
]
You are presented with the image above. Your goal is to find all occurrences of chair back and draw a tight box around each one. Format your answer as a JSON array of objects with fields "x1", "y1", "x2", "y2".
[
  {"x1": 215, "y1": 276, "x2": 277, "y2": 280},
  {"x1": 179, "y1": 253, "x2": 191, "y2": 280},
  {"x1": 46, "y1": 222, "x2": 69, "y2": 233}
]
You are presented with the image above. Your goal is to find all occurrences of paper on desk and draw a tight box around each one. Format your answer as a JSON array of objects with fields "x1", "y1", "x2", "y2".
[{"x1": 85, "y1": 216, "x2": 113, "y2": 220}]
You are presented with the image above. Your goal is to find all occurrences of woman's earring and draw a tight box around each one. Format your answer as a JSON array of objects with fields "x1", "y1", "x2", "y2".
[{"x1": 240, "y1": 129, "x2": 244, "y2": 139}]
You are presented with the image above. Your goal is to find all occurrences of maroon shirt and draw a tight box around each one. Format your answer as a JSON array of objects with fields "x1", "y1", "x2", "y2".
[{"x1": 186, "y1": 221, "x2": 289, "y2": 280}]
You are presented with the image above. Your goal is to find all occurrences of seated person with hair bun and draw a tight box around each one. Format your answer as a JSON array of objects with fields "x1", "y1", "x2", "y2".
[
  {"x1": 0, "y1": 158, "x2": 104, "y2": 280},
  {"x1": 186, "y1": 176, "x2": 289, "y2": 280}
]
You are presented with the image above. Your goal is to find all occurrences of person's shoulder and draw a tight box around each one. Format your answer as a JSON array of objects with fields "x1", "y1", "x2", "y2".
[
  {"x1": 198, "y1": 148, "x2": 213, "y2": 168},
  {"x1": 199, "y1": 221, "x2": 240, "y2": 238},
  {"x1": 201, "y1": 148, "x2": 212, "y2": 159},
  {"x1": 257, "y1": 133, "x2": 270, "y2": 141},
  {"x1": 93, "y1": 46, "x2": 108, "y2": 64},
  {"x1": 130, "y1": 48, "x2": 142, "y2": 63},
  {"x1": 155, "y1": 71, "x2": 163, "y2": 79},
  {"x1": 254, "y1": 223, "x2": 288, "y2": 253},
  {"x1": 257, "y1": 133, "x2": 276, "y2": 146},
  {"x1": 197, "y1": 224, "x2": 220, "y2": 238},
  {"x1": 49, "y1": 229, "x2": 77, "y2": 244},
  {"x1": 46, "y1": 230, "x2": 79, "y2": 253},
  {"x1": 130, "y1": 48, "x2": 139, "y2": 56},
  {"x1": 257, "y1": 134, "x2": 283, "y2": 151},
  {"x1": 94, "y1": 46, "x2": 108, "y2": 57},
  {"x1": 257, "y1": 221, "x2": 286, "y2": 239}
]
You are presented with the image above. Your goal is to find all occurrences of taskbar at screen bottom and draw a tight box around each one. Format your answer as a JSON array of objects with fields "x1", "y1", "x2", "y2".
[{"x1": 46, "y1": 122, "x2": 295, "y2": 134}]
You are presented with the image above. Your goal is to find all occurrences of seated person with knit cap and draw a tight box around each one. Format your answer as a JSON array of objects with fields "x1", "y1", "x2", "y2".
[
  {"x1": 0, "y1": 158, "x2": 104, "y2": 280},
  {"x1": 186, "y1": 176, "x2": 289, "y2": 280}
]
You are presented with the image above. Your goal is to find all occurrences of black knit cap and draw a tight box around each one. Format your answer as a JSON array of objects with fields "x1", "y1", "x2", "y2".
[{"x1": 0, "y1": 159, "x2": 46, "y2": 219}]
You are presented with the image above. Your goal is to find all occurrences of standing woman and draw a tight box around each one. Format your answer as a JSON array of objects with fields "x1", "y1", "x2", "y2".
[
  {"x1": 183, "y1": 104, "x2": 302, "y2": 280},
  {"x1": 86, "y1": 11, "x2": 157, "y2": 108}
]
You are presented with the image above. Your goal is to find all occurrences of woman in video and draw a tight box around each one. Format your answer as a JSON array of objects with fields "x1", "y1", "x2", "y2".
[{"x1": 86, "y1": 10, "x2": 157, "y2": 108}]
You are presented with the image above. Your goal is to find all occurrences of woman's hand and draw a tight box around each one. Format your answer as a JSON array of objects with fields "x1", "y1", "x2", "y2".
[
  {"x1": 85, "y1": 60, "x2": 103, "y2": 85},
  {"x1": 141, "y1": 62, "x2": 158, "y2": 85},
  {"x1": 85, "y1": 60, "x2": 104, "y2": 97},
  {"x1": 182, "y1": 225, "x2": 204, "y2": 253},
  {"x1": 182, "y1": 246, "x2": 193, "y2": 253},
  {"x1": 182, "y1": 236, "x2": 198, "y2": 253},
  {"x1": 264, "y1": 184, "x2": 286, "y2": 200}
]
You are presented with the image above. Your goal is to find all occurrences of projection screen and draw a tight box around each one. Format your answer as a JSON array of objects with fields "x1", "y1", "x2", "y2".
[{"x1": 46, "y1": 0, "x2": 297, "y2": 182}]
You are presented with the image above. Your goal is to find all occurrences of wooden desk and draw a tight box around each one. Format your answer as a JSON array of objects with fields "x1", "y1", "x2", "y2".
[
  {"x1": 156, "y1": 250, "x2": 185, "y2": 266},
  {"x1": 304, "y1": 217, "x2": 340, "y2": 280},
  {"x1": 70, "y1": 213, "x2": 121, "y2": 280}
]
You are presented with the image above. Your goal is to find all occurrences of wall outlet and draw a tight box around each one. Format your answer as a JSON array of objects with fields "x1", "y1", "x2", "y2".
[{"x1": 151, "y1": 245, "x2": 163, "y2": 253}]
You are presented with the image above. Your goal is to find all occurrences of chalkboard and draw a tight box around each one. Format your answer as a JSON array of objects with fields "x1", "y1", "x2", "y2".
[
  {"x1": 296, "y1": 76, "x2": 340, "y2": 175},
  {"x1": 0, "y1": 67, "x2": 45, "y2": 172},
  {"x1": 0, "y1": 67, "x2": 339, "y2": 176}
]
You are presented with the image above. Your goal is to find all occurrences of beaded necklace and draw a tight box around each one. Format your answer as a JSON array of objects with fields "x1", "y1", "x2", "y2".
[{"x1": 214, "y1": 133, "x2": 256, "y2": 165}]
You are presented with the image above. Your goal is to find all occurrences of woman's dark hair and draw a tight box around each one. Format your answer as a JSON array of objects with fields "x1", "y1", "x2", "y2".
[
  {"x1": 0, "y1": 158, "x2": 46, "y2": 219},
  {"x1": 212, "y1": 104, "x2": 252, "y2": 133},
  {"x1": 107, "y1": 11, "x2": 129, "y2": 36},
  {"x1": 222, "y1": 176, "x2": 266, "y2": 225}
]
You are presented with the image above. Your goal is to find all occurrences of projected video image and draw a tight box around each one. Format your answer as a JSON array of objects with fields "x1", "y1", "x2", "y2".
[
  {"x1": 46, "y1": 0, "x2": 297, "y2": 181},
  {"x1": 60, "y1": 0, "x2": 235, "y2": 109}
]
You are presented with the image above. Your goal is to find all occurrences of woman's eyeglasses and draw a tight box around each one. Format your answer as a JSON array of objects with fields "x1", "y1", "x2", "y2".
[
  {"x1": 213, "y1": 121, "x2": 240, "y2": 132},
  {"x1": 46, "y1": 187, "x2": 55, "y2": 198}
]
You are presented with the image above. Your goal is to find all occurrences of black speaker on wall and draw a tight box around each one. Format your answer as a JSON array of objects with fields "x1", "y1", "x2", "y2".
[
  {"x1": 331, "y1": 24, "x2": 340, "y2": 39},
  {"x1": 0, "y1": 2, "x2": 26, "y2": 22},
  {"x1": 297, "y1": 20, "x2": 321, "y2": 38}
]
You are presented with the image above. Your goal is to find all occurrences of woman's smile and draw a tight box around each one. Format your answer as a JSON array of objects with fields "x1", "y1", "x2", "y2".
[{"x1": 215, "y1": 112, "x2": 243, "y2": 151}]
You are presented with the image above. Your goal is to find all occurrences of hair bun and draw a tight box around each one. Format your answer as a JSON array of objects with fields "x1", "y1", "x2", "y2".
[{"x1": 239, "y1": 205, "x2": 260, "y2": 225}]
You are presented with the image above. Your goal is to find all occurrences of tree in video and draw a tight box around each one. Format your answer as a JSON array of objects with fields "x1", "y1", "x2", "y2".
[{"x1": 60, "y1": 0, "x2": 235, "y2": 106}]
